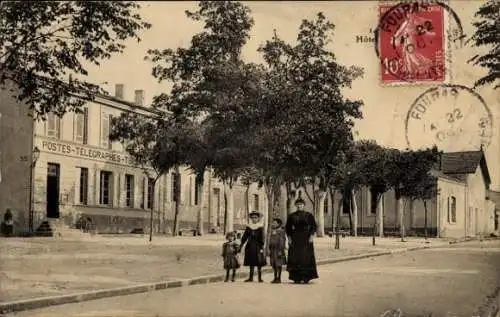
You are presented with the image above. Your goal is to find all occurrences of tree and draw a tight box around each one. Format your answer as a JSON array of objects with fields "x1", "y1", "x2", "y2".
[
  {"x1": 110, "y1": 112, "x2": 199, "y2": 239},
  {"x1": 0, "y1": 1, "x2": 151, "y2": 117},
  {"x1": 146, "y1": 1, "x2": 258, "y2": 234},
  {"x1": 468, "y1": 0, "x2": 500, "y2": 90},
  {"x1": 256, "y1": 13, "x2": 364, "y2": 237},
  {"x1": 399, "y1": 147, "x2": 440, "y2": 240},
  {"x1": 355, "y1": 140, "x2": 395, "y2": 246}
]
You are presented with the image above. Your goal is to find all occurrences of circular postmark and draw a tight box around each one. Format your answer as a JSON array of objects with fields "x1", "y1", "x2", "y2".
[
  {"x1": 405, "y1": 84, "x2": 493, "y2": 151},
  {"x1": 374, "y1": 1, "x2": 465, "y2": 83}
]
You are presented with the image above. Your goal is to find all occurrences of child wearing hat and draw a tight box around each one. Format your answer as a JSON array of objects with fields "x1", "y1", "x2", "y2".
[
  {"x1": 222, "y1": 231, "x2": 240, "y2": 282},
  {"x1": 240, "y1": 211, "x2": 266, "y2": 282},
  {"x1": 267, "y1": 217, "x2": 287, "y2": 283}
]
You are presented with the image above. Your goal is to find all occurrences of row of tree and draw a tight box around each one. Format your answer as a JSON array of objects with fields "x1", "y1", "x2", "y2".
[
  {"x1": 107, "y1": 2, "x2": 442, "y2": 246},
  {"x1": 1, "y1": 1, "x2": 497, "y2": 244}
]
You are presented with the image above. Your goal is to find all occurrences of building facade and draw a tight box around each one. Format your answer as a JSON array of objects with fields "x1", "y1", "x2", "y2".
[{"x1": 1, "y1": 84, "x2": 267, "y2": 235}]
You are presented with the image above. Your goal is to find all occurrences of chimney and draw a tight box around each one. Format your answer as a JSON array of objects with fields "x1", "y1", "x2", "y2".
[
  {"x1": 134, "y1": 90, "x2": 145, "y2": 107},
  {"x1": 115, "y1": 84, "x2": 124, "y2": 99}
]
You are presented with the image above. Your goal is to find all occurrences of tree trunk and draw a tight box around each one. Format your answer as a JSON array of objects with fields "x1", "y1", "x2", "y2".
[
  {"x1": 245, "y1": 184, "x2": 250, "y2": 215},
  {"x1": 424, "y1": 200, "x2": 428, "y2": 240},
  {"x1": 396, "y1": 190, "x2": 405, "y2": 242},
  {"x1": 196, "y1": 176, "x2": 205, "y2": 236},
  {"x1": 304, "y1": 180, "x2": 316, "y2": 216},
  {"x1": 329, "y1": 187, "x2": 335, "y2": 236},
  {"x1": 409, "y1": 199, "x2": 415, "y2": 231},
  {"x1": 335, "y1": 195, "x2": 343, "y2": 249},
  {"x1": 378, "y1": 193, "x2": 384, "y2": 238},
  {"x1": 149, "y1": 180, "x2": 155, "y2": 242},
  {"x1": 350, "y1": 189, "x2": 358, "y2": 237},
  {"x1": 172, "y1": 166, "x2": 181, "y2": 237},
  {"x1": 315, "y1": 189, "x2": 326, "y2": 237},
  {"x1": 370, "y1": 188, "x2": 380, "y2": 246},
  {"x1": 285, "y1": 182, "x2": 297, "y2": 216},
  {"x1": 207, "y1": 172, "x2": 213, "y2": 233},
  {"x1": 223, "y1": 181, "x2": 234, "y2": 234}
]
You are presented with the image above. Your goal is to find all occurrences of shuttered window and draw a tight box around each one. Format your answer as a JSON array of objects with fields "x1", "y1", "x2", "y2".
[
  {"x1": 101, "y1": 113, "x2": 112, "y2": 149},
  {"x1": 46, "y1": 113, "x2": 61, "y2": 139},
  {"x1": 74, "y1": 108, "x2": 88, "y2": 144}
]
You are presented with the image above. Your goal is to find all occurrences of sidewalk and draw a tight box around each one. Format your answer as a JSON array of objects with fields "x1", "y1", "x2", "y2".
[{"x1": 0, "y1": 235, "x2": 447, "y2": 303}]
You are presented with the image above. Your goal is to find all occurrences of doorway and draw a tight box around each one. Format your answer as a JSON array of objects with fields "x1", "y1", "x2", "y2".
[{"x1": 46, "y1": 163, "x2": 60, "y2": 218}]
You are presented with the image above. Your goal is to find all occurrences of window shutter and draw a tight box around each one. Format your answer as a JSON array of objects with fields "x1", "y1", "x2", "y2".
[
  {"x1": 101, "y1": 113, "x2": 109, "y2": 149},
  {"x1": 83, "y1": 108, "x2": 89, "y2": 144},
  {"x1": 95, "y1": 169, "x2": 100, "y2": 205},
  {"x1": 74, "y1": 168, "x2": 80, "y2": 205},
  {"x1": 108, "y1": 114, "x2": 113, "y2": 149}
]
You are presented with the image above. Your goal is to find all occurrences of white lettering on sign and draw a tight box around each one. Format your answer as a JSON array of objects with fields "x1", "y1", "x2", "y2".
[{"x1": 40, "y1": 140, "x2": 135, "y2": 165}]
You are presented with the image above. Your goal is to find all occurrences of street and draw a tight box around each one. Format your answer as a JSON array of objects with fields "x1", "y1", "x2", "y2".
[{"x1": 8, "y1": 240, "x2": 500, "y2": 317}]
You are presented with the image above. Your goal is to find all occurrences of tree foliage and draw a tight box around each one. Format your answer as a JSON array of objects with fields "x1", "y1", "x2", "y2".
[
  {"x1": 0, "y1": 1, "x2": 151, "y2": 117},
  {"x1": 468, "y1": 0, "x2": 500, "y2": 89}
]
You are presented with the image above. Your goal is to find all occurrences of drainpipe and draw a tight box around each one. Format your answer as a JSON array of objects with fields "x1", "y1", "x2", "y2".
[{"x1": 464, "y1": 181, "x2": 468, "y2": 238}]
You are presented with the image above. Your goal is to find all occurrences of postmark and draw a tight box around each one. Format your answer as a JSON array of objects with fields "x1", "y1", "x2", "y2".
[
  {"x1": 405, "y1": 85, "x2": 493, "y2": 151},
  {"x1": 374, "y1": 1, "x2": 465, "y2": 85}
]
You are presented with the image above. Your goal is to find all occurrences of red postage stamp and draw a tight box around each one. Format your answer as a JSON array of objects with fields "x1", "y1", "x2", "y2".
[{"x1": 378, "y1": 2, "x2": 445, "y2": 84}]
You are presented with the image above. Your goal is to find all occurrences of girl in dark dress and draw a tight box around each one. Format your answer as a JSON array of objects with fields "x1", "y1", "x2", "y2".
[
  {"x1": 222, "y1": 231, "x2": 240, "y2": 282},
  {"x1": 240, "y1": 211, "x2": 266, "y2": 282},
  {"x1": 266, "y1": 217, "x2": 287, "y2": 283},
  {"x1": 285, "y1": 198, "x2": 319, "y2": 284}
]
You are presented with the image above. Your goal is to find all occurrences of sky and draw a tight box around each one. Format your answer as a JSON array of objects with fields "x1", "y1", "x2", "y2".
[{"x1": 85, "y1": 1, "x2": 500, "y2": 190}]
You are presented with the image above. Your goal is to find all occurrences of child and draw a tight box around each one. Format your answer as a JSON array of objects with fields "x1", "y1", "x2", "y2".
[
  {"x1": 267, "y1": 217, "x2": 287, "y2": 283},
  {"x1": 241, "y1": 211, "x2": 266, "y2": 282},
  {"x1": 222, "y1": 231, "x2": 240, "y2": 282}
]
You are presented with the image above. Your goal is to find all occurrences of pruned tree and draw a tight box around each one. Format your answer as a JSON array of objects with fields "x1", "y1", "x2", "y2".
[
  {"x1": 399, "y1": 147, "x2": 440, "y2": 240},
  {"x1": 0, "y1": 1, "x2": 151, "y2": 117},
  {"x1": 355, "y1": 140, "x2": 395, "y2": 246},
  {"x1": 468, "y1": 0, "x2": 500, "y2": 90},
  {"x1": 110, "y1": 112, "x2": 199, "y2": 239}
]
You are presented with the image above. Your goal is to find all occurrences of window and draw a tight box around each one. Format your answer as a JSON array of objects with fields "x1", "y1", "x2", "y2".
[
  {"x1": 448, "y1": 196, "x2": 457, "y2": 223},
  {"x1": 79, "y1": 168, "x2": 88, "y2": 205},
  {"x1": 74, "y1": 108, "x2": 88, "y2": 144},
  {"x1": 147, "y1": 177, "x2": 155, "y2": 209},
  {"x1": 101, "y1": 113, "x2": 112, "y2": 149},
  {"x1": 253, "y1": 194, "x2": 259, "y2": 211},
  {"x1": 125, "y1": 174, "x2": 134, "y2": 207},
  {"x1": 99, "y1": 171, "x2": 113, "y2": 205},
  {"x1": 46, "y1": 113, "x2": 61, "y2": 139},
  {"x1": 172, "y1": 172, "x2": 180, "y2": 202}
]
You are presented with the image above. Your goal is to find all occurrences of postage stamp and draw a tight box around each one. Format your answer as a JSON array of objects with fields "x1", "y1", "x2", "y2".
[
  {"x1": 405, "y1": 85, "x2": 493, "y2": 151},
  {"x1": 377, "y1": 1, "x2": 445, "y2": 84}
]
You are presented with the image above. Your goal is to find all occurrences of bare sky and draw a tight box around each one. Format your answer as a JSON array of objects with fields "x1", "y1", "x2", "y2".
[{"x1": 85, "y1": 1, "x2": 500, "y2": 190}]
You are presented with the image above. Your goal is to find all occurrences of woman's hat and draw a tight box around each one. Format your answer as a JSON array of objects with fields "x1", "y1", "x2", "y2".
[
  {"x1": 249, "y1": 211, "x2": 261, "y2": 218},
  {"x1": 294, "y1": 198, "x2": 306, "y2": 205}
]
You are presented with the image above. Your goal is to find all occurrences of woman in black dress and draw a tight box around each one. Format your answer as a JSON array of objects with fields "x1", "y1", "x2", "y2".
[
  {"x1": 240, "y1": 211, "x2": 266, "y2": 282},
  {"x1": 285, "y1": 198, "x2": 319, "y2": 284}
]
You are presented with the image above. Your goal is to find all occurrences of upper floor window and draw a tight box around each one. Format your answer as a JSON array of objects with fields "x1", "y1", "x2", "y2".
[
  {"x1": 46, "y1": 113, "x2": 61, "y2": 139},
  {"x1": 101, "y1": 113, "x2": 113, "y2": 150},
  {"x1": 74, "y1": 108, "x2": 88, "y2": 144},
  {"x1": 448, "y1": 196, "x2": 457, "y2": 223}
]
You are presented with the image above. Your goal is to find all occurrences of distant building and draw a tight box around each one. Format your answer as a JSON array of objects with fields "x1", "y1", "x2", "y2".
[
  {"x1": 0, "y1": 83, "x2": 265, "y2": 236},
  {"x1": 297, "y1": 150, "x2": 497, "y2": 239}
]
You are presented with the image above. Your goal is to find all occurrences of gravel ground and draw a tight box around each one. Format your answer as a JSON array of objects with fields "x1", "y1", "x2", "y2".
[{"x1": 0, "y1": 235, "x2": 442, "y2": 302}]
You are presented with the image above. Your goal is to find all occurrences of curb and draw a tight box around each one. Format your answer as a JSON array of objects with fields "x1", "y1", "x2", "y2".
[{"x1": 0, "y1": 244, "x2": 432, "y2": 314}]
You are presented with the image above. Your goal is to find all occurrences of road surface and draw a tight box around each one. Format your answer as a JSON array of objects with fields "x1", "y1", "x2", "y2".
[{"x1": 9, "y1": 240, "x2": 500, "y2": 317}]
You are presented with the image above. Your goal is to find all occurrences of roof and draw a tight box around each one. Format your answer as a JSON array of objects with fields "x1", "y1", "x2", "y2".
[{"x1": 440, "y1": 151, "x2": 491, "y2": 187}]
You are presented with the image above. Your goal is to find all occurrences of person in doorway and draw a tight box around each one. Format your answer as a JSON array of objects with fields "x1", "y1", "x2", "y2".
[
  {"x1": 222, "y1": 231, "x2": 240, "y2": 282},
  {"x1": 240, "y1": 211, "x2": 266, "y2": 282},
  {"x1": 267, "y1": 217, "x2": 287, "y2": 283},
  {"x1": 285, "y1": 198, "x2": 319, "y2": 284}
]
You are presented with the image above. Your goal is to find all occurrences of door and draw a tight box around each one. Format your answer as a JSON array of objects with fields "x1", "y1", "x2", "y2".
[
  {"x1": 46, "y1": 163, "x2": 60, "y2": 218},
  {"x1": 213, "y1": 188, "x2": 221, "y2": 228}
]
